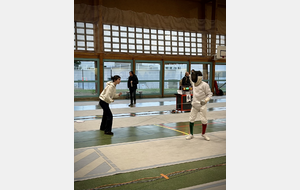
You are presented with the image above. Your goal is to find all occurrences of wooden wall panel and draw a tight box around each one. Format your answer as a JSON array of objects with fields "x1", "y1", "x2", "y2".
[
  {"x1": 74, "y1": 0, "x2": 96, "y2": 22},
  {"x1": 102, "y1": 0, "x2": 202, "y2": 19}
]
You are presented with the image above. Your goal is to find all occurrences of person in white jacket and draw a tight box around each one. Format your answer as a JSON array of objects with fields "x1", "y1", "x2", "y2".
[
  {"x1": 186, "y1": 70, "x2": 213, "y2": 141},
  {"x1": 99, "y1": 75, "x2": 122, "y2": 135}
]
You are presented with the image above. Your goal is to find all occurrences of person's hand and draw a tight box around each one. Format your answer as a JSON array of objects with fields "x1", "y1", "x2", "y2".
[
  {"x1": 130, "y1": 81, "x2": 133, "y2": 83},
  {"x1": 200, "y1": 100, "x2": 207, "y2": 105},
  {"x1": 119, "y1": 92, "x2": 122, "y2": 96}
]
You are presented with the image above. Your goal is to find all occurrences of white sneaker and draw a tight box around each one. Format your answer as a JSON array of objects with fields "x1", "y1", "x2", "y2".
[
  {"x1": 202, "y1": 134, "x2": 210, "y2": 141},
  {"x1": 186, "y1": 134, "x2": 194, "y2": 140}
]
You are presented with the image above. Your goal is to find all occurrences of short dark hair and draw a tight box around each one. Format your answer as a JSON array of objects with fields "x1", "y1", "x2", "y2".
[
  {"x1": 111, "y1": 75, "x2": 121, "y2": 82},
  {"x1": 129, "y1": 71, "x2": 135, "y2": 75}
]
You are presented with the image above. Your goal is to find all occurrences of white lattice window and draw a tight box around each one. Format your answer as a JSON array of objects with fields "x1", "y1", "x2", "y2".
[
  {"x1": 74, "y1": 22, "x2": 94, "y2": 51},
  {"x1": 206, "y1": 34, "x2": 212, "y2": 56},
  {"x1": 103, "y1": 24, "x2": 203, "y2": 56},
  {"x1": 216, "y1": 34, "x2": 226, "y2": 54}
]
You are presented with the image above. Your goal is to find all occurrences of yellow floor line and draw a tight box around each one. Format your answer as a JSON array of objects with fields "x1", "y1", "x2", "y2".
[{"x1": 155, "y1": 124, "x2": 189, "y2": 135}]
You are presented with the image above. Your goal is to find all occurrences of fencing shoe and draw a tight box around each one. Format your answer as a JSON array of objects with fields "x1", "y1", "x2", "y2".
[
  {"x1": 202, "y1": 134, "x2": 210, "y2": 141},
  {"x1": 186, "y1": 134, "x2": 194, "y2": 140}
]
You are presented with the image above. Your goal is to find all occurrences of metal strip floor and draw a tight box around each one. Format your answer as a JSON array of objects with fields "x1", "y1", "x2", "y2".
[
  {"x1": 75, "y1": 131, "x2": 226, "y2": 181},
  {"x1": 74, "y1": 96, "x2": 226, "y2": 187}
]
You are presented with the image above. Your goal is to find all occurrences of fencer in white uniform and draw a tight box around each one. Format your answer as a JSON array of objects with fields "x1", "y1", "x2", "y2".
[{"x1": 186, "y1": 70, "x2": 213, "y2": 141}]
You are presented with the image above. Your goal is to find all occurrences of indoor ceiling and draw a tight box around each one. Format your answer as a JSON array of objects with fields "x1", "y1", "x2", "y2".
[{"x1": 186, "y1": 0, "x2": 226, "y2": 7}]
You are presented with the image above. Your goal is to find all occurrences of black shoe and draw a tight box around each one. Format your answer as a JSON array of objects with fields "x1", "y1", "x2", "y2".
[
  {"x1": 104, "y1": 131, "x2": 114, "y2": 135},
  {"x1": 134, "y1": 102, "x2": 136, "y2": 104},
  {"x1": 128, "y1": 104, "x2": 133, "y2": 107}
]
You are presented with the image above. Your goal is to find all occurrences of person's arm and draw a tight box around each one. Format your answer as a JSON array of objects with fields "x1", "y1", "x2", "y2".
[
  {"x1": 179, "y1": 79, "x2": 183, "y2": 86},
  {"x1": 133, "y1": 76, "x2": 138, "y2": 85},
  {"x1": 200, "y1": 84, "x2": 213, "y2": 105},
  {"x1": 113, "y1": 92, "x2": 122, "y2": 98}
]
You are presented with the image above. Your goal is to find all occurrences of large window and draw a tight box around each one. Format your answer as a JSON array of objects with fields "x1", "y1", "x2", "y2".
[
  {"x1": 215, "y1": 64, "x2": 226, "y2": 92},
  {"x1": 215, "y1": 34, "x2": 226, "y2": 54},
  {"x1": 136, "y1": 61, "x2": 162, "y2": 95},
  {"x1": 191, "y1": 62, "x2": 212, "y2": 88},
  {"x1": 74, "y1": 59, "x2": 99, "y2": 96},
  {"x1": 103, "y1": 60, "x2": 132, "y2": 93},
  {"x1": 207, "y1": 34, "x2": 212, "y2": 56},
  {"x1": 74, "y1": 22, "x2": 94, "y2": 51},
  {"x1": 103, "y1": 24, "x2": 203, "y2": 56},
  {"x1": 164, "y1": 62, "x2": 188, "y2": 94}
]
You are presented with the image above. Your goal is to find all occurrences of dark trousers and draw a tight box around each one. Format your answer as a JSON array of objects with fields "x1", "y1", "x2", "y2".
[
  {"x1": 129, "y1": 88, "x2": 136, "y2": 104},
  {"x1": 99, "y1": 99, "x2": 113, "y2": 132}
]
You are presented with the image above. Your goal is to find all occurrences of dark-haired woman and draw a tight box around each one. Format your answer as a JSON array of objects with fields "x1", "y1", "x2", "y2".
[
  {"x1": 99, "y1": 75, "x2": 122, "y2": 135},
  {"x1": 127, "y1": 71, "x2": 139, "y2": 107}
]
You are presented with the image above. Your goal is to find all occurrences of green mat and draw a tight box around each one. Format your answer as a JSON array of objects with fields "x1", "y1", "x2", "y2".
[{"x1": 74, "y1": 156, "x2": 226, "y2": 190}]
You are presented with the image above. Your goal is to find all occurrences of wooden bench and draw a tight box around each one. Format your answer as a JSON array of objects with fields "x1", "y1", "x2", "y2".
[
  {"x1": 126, "y1": 91, "x2": 143, "y2": 99},
  {"x1": 137, "y1": 91, "x2": 143, "y2": 99}
]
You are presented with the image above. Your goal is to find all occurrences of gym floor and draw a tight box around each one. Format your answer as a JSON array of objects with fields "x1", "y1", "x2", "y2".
[{"x1": 74, "y1": 96, "x2": 226, "y2": 190}]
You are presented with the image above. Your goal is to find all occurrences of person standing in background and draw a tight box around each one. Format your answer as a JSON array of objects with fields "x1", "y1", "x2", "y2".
[
  {"x1": 179, "y1": 71, "x2": 191, "y2": 89},
  {"x1": 127, "y1": 71, "x2": 139, "y2": 107}
]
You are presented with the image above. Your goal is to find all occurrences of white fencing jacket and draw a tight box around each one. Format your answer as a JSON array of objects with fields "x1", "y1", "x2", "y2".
[{"x1": 190, "y1": 76, "x2": 213, "y2": 107}]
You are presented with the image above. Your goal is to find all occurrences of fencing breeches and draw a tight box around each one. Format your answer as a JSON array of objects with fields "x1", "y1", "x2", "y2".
[{"x1": 189, "y1": 104, "x2": 208, "y2": 124}]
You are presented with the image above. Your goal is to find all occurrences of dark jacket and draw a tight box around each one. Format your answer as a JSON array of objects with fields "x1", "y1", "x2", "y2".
[
  {"x1": 181, "y1": 76, "x2": 191, "y2": 86},
  {"x1": 127, "y1": 74, "x2": 139, "y2": 90}
]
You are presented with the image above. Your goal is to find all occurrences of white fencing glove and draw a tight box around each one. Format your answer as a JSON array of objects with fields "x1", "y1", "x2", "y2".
[{"x1": 200, "y1": 98, "x2": 210, "y2": 105}]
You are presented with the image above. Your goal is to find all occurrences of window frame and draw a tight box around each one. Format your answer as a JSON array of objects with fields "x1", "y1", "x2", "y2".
[
  {"x1": 164, "y1": 61, "x2": 189, "y2": 95},
  {"x1": 135, "y1": 60, "x2": 163, "y2": 95},
  {"x1": 206, "y1": 34, "x2": 212, "y2": 56},
  {"x1": 215, "y1": 34, "x2": 226, "y2": 54},
  {"x1": 103, "y1": 24, "x2": 204, "y2": 56},
  {"x1": 103, "y1": 59, "x2": 133, "y2": 93},
  {"x1": 215, "y1": 62, "x2": 226, "y2": 93},
  {"x1": 191, "y1": 62, "x2": 213, "y2": 89},
  {"x1": 74, "y1": 22, "x2": 95, "y2": 51},
  {"x1": 74, "y1": 58, "x2": 100, "y2": 98}
]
